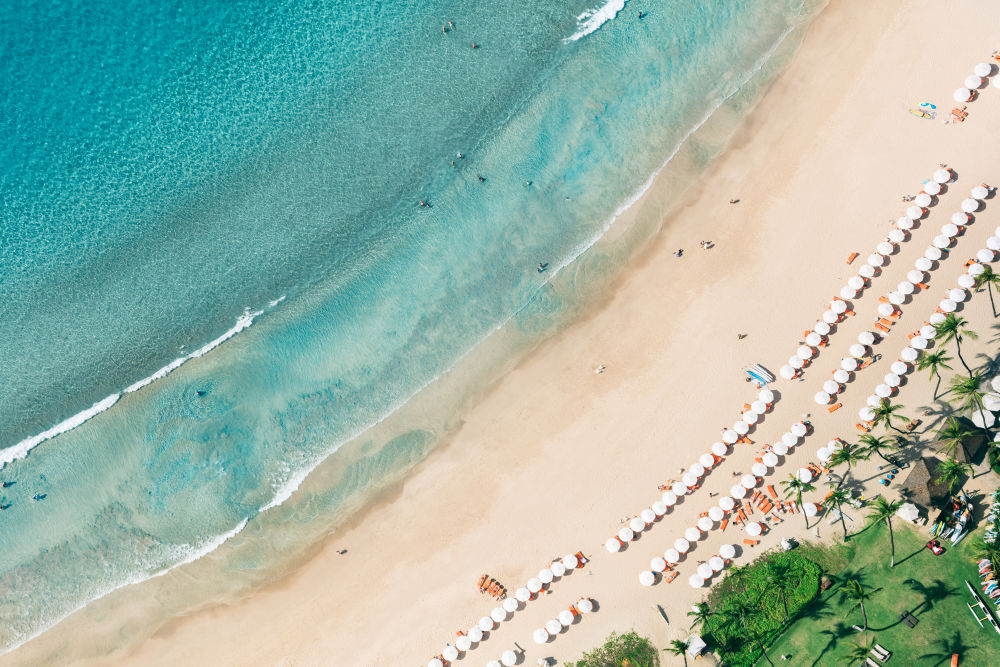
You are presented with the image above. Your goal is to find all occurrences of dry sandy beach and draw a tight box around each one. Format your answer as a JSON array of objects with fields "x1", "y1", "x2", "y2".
[{"x1": 9, "y1": 0, "x2": 1000, "y2": 665}]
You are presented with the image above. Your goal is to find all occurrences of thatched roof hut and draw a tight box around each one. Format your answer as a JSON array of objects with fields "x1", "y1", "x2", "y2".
[{"x1": 900, "y1": 457, "x2": 950, "y2": 507}]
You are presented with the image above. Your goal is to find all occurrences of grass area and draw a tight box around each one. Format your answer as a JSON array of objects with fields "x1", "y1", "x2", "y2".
[
  {"x1": 701, "y1": 551, "x2": 822, "y2": 666},
  {"x1": 565, "y1": 631, "x2": 660, "y2": 667},
  {"x1": 765, "y1": 521, "x2": 998, "y2": 666}
]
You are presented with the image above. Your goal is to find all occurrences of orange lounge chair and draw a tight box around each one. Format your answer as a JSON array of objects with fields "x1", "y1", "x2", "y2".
[
  {"x1": 744, "y1": 538, "x2": 758, "y2": 546},
  {"x1": 879, "y1": 317, "x2": 893, "y2": 326},
  {"x1": 875, "y1": 323, "x2": 890, "y2": 333},
  {"x1": 767, "y1": 484, "x2": 777, "y2": 498},
  {"x1": 575, "y1": 551, "x2": 588, "y2": 565},
  {"x1": 917, "y1": 282, "x2": 929, "y2": 290},
  {"x1": 828, "y1": 403, "x2": 842, "y2": 413},
  {"x1": 699, "y1": 512, "x2": 708, "y2": 518},
  {"x1": 878, "y1": 296, "x2": 890, "y2": 303},
  {"x1": 721, "y1": 518, "x2": 728, "y2": 531},
  {"x1": 845, "y1": 309, "x2": 855, "y2": 316},
  {"x1": 665, "y1": 571, "x2": 678, "y2": 583},
  {"x1": 847, "y1": 252, "x2": 858, "y2": 264},
  {"x1": 479, "y1": 574, "x2": 489, "y2": 590},
  {"x1": 569, "y1": 605, "x2": 580, "y2": 617}
]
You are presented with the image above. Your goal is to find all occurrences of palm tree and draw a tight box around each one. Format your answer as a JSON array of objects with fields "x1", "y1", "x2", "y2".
[
  {"x1": 974, "y1": 263, "x2": 1000, "y2": 317},
  {"x1": 664, "y1": 639, "x2": 689, "y2": 667},
  {"x1": 857, "y1": 434, "x2": 900, "y2": 465},
  {"x1": 916, "y1": 349, "x2": 953, "y2": 399},
  {"x1": 839, "y1": 574, "x2": 881, "y2": 630},
  {"x1": 780, "y1": 474, "x2": 816, "y2": 528},
  {"x1": 751, "y1": 630, "x2": 776, "y2": 667},
  {"x1": 842, "y1": 635, "x2": 876, "y2": 665},
  {"x1": 934, "y1": 313, "x2": 978, "y2": 376},
  {"x1": 825, "y1": 488, "x2": 851, "y2": 540},
  {"x1": 934, "y1": 458, "x2": 973, "y2": 493},
  {"x1": 687, "y1": 602, "x2": 712, "y2": 631},
  {"x1": 763, "y1": 561, "x2": 794, "y2": 622},
  {"x1": 972, "y1": 537, "x2": 1000, "y2": 566},
  {"x1": 871, "y1": 399, "x2": 908, "y2": 434},
  {"x1": 949, "y1": 372, "x2": 989, "y2": 431},
  {"x1": 829, "y1": 444, "x2": 870, "y2": 486},
  {"x1": 936, "y1": 416, "x2": 975, "y2": 459},
  {"x1": 866, "y1": 496, "x2": 902, "y2": 567}
]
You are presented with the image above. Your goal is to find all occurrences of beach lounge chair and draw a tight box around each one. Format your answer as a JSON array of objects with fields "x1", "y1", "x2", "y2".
[
  {"x1": 479, "y1": 574, "x2": 489, "y2": 591},
  {"x1": 721, "y1": 519, "x2": 728, "y2": 532},
  {"x1": 828, "y1": 402, "x2": 842, "y2": 412},
  {"x1": 847, "y1": 252, "x2": 858, "y2": 264},
  {"x1": 866, "y1": 659, "x2": 881, "y2": 667},
  {"x1": 743, "y1": 538, "x2": 758, "y2": 546},
  {"x1": 873, "y1": 643, "x2": 891, "y2": 660},
  {"x1": 878, "y1": 296, "x2": 890, "y2": 303},
  {"x1": 575, "y1": 551, "x2": 588, "y2": 565},
  {"x1": 767, "y1": 485, "x2": 777, "y2": 499},
  {"x1": 665, "y1": 570, "x2": 678, "y2": 583}
]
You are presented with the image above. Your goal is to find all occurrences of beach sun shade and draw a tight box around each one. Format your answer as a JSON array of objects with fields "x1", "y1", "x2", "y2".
[
  {"x1": 958, "y1": 273, "x2": 976, "y2": 288},
  {"x1": 719, "y1": 497, "x2": 737, "y2": 513},
  {"x1": 730, "y1": 484, "x2": 747, "y2": 499},
  {"x1": 888, "y1": 291, "x2": 904, "y2": 306},
  {"x1": 888, "y1": 229, "x2": 906, "y2": 243},
  {"x1": 972, "y1": 411, "x2": 996, "y2": 428},
  {"x1": 639, "y1": 570, "x2": 656, "y2": 587},
  {"x1": 877, "y1": 303, "x2": 895, "y2": 318},
  {"x1": 682, "y1": 472, "x2": 699, "y2": 487},
  {"x1": 823, "y1": 379, "x2": 840, "y2": 394},
  {"x1": 650, "y1": 556, "x2": 667, "y2": 573},
  {"x1": 933, "y1": 235, "x2": 951, "y2": 249},
  {"x1": 939, "y1": 299, "x2": 958, "y2": 313},
  {"x1": 848, "y1": 276, "x2": 865, "y2": 290},
  {"x1": 891, "y1": 361, "x2": 908, "y2": 375},
  {"x1": 723, "y1": 429, "x2": 739, "y2": 444},
  {"x1": 988, "y1": 237, "x2": 1000, "y2": 252},
  {"x1": 822, "y1": 309, "x2": 840, "y2": 324},
  {"x1": 605, "y1": 538, "x2": 621, "y2": 553},
  {"x1": 558, "y1": 609, "x2": 575, "y2": 627},
  {"x1": 814, "y1": 321, "x2": 832, "y2": 336},
  {"x1": 468, "y1": 626, "x2": 484, "y2": 642},
  {"x1": 700, "y1": 453, "x2": 716, "y2": 468},
  {"x1": 457, "y1": 635, "x2": 473, "y2": 651},
  {"x1": 502, "y1": 650, "x2": 518, "y2": 667},
  {"x1": 710, "y1": 555, "x2": 725, "y2": 572},
  {"x1": 797, "y1": 468, "x2": 813, "y2": 482},
  {"x1": 618, "y1": 527, "x2": 635, "y2": 542},
  {"x1": 539, "y1": 568, "x2": 554, "y2": 584},
  {"x1": 672, "y1": 481, "x2": 688, "y2": 496},
  {"x1": 685, "y1": 526, "x2": 702, "y2": 541},
  {"x1": 752, "y1": 462, "x2": 768, "y2": 476},
  {"x1": 972, "y1": 185, "x2": 989, "y2": 200},
  {"x1": 743, "y1": 410, "x2": 759, "y2": 424},
  {"x1": 711, "y1": 441, "x2": 729, "y2": 457},
  {"x1": 923, "y1": 181, "x2": 942, "y2": 195},
  {"x1": 479, "y1": 616, "x2": 495, "y2": 631},
  {"x1": 709, "y1": 506, "x2": 725, "y2": 521},
  {"x1": 528, "y1": 577, "x2": 544, "y2": 593},
  {"x1": 850, "y1": 343, "x2": 868, "y2": 358},
  {"x1": 933, "y1": 169, "x2": 952, "y2": 184},
  {"x1": 720, "y1": 543, "x2": 736, "y2": 559},
  {"x1": 698, "y1": 515, "x2": 714, "y2": 531},
  {"x1": 875, "y1": 384, "x2": 892, "y2": 398},
  {"x1": 925, "y1": 246, "x2": 943, "y2": 261},
  {"x1": 942, "y1": 223, "x2": 959, "y2": 237},
  {"x1": 963, "y1": 198, "x2": 980, "y2": 213},
  {"x1": 733, "y1": 421, "x2": 749, "y2": 435},
  {"x1": 898, "y1": 281, "x2": 915, "y2": 295},
  {"x1": 840, "y1": 286, "x2": 857, "y2": 299},
  {"x1": 689, "y1": 574, "x2": 705, "y2": 588},
  {"x1": 577, "y1": 598, "x2": 594, "y2": 613},
  {"x1": 814, "y1": 391, "x2": 831, "y2": 405},
  {"x1": 772, "y1": 443, "x2": 789, "y2": 456},
  {"x1": 629, "y1": 517, "x2": 646, "y2": 533},
  {"x1": 896, "y1": 216, "x2": 914, "y2": 231},
  {"x1": 782, "y1": 432, "x2": 798, "y2": 447},
  {"x1": 697, "y1": 563, "x2": 713, "y2": 579},
  {"x1": 906, "y1": 206, "x2": 924, "y2": 220},
  {"x1": 563, "y1": 553, "x2": 579, "y2": 569},
  {"x1": 674, "y1": 537, "x2": 691, "y2": 553},
  {"x1": 866, "y1": 396, "x2": 880, "y2": 409},
  {"x1": 491, "y1": 606, "x2": 507, "y2": 623},
  {"x1": 805, "y1": 332, "x2": 823, "y2": 347},
  {"x1": 741, "y1": 474, "x2": 757, "y2": 489},
  {"x1": 965, "y1": 75, "x2": 982, "y2": 89},
  {"x1": 803, "y1": 502, "x2": 819, "y2": 517},
  {"x1": 545, "y1": 618, "x2": 562, "y2": 635},
  {"x1": 969, "y1": 262, "x2": 986, "y2": 276},
  {"x1": 652, "y1": 500, "x2": 668, "y2": 516},
  {"x1": 841, "y1": 357, "x2": 859, "y2": 371},
  {"x1": 953, "y1": 211, "x2": 970, "y2": 225},
  {"x1": 877, "y1": 241, "x2": 895, "y2": 256},
  {"x1": 503, "y1": 597, "x2": 519, "y2": 613},
  {"x1": 884, "y1": 373, "x2": 901, "y2": 387},
  {"x1": 974, "y1": 62, "x2": 992, "y2": 77},
  {"x1": 954, "y1": 87, "x2": 972, "y2": 102},
  {"x1": 900, "y1": 347, "x2": 919, "y2": 362},
  {"x1": 867, "y1": 253, "x2": 884, "y2": 267},
  {"x1": 978, "y1": 249, "x2": 996, "y2": 263},
  {"x1": 759, "y1": 388, "x2": 775, "y2": 402},
  {"x1": 908, "y1": 269, "x2": 926, "y2": 284},
  {"x1": 443, "y1": 646, "x2": 459, "y2": 661},
  {"x1": 791, "y1": 422, "x2": 807, "y2": 437},
  {"x1": 486, "y1": 661, "x2": 501, "y2": 667},
  {"x1": 763, "y1": 452, "x2": 779, "y2": 467},
  {"x1": 817, "y1": 447, "x2": 832, "y2": 462},
  {"x1": 949, "y1": 288, "x2": 967, "y2": 302},
  {"x1": 533, "y1": 628, "x2": 549, "y2": 644},
  {"x1": 828, "y1": 439, "x2": 843, "y2": 451},
  {"x1": 915, "y1": 193, "x2": 932, "y2": 208},
  {"x1": 664, "y1": 548, "x2": 681, "y2": 563},
  {"x1": 858, "y1": 331, "x2": 876, "y2": 345},
  {"x1": 746, "y1": 521, "x2": 762, "y2": 537},
  {"x1": 797, "y1": 345, "x2": 815, "y2": 360},
  {"x1": 915, "y1": 256, "x2": 933, "y2": 271},
  {"x1": 789, "y1": 356, "x2": 805, "y2": 369},
  {"x1": 833, "y1": 369, "x2": 850, "y2": 383},
  {"x1": 429, "y1": 659, "x2": 444, "y2": 667},
  {"x1": 551, "y1": 560, "x2": 567, "y2": 579},
  {"x1": 662, "y1": 490, "x2": 678, "y2": 506}
]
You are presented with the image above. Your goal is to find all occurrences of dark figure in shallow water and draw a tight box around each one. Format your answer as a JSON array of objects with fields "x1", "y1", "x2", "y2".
[
  {"x1": 1, "y1": 481, "x2": 13, "y2": 488},
  {"x1": 478, "y1": 175, "x2": 486, "y2": 182},
  {"x1": 32, "y1": 493, "x2": 46, "y2": 501},
  {"x1": 196, "y1": 390, "x2": 207, "y2": 397},
  {"x1": 537, "y1": 263, "x2": 548, "y2": 273}
]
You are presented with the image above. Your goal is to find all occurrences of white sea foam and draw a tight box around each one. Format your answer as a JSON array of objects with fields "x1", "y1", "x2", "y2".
[
  {"x1": 151, "y1": 518, "x2": 249, "y2": 576},
  {"x1": 268, "y1": 295, "x2": 286, "y2": 308},
  {"x1": 0, "y1": 394, "x2": 120, "y2": 468},
  {"x1": 564, "y1": 0, "x2": 628, "y2": 43}
]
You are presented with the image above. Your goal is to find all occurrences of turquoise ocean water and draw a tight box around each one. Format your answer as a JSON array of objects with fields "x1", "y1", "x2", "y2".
[{"x1": 0, "y1": 0, "x2": 824, "y2": 655}]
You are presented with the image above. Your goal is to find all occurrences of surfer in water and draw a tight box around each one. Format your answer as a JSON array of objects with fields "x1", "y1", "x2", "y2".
[{"x1": 537, "y1": 262, "x2": 548, "y2": 273}]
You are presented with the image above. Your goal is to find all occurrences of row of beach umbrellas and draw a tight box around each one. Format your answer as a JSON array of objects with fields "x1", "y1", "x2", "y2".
[
  {"x1": 953, "y1": 60, "x2": 998, "y2": 103},
  {"x1": 530, "y1": 597, "x2": 594, "y2": 645}
]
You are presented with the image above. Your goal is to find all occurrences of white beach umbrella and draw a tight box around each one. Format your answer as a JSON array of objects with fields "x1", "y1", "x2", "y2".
[
  {"x1": 978, "y1": 249, "x2": 996, "y2": 263},
  {"x1": 891, "y1": 361, "x2": 909, "y2": 375},
  {"x1": 848, "y1": 276, "x2": 865, "y2": 291},
  {"x1": 639, "y1": 507, "x2": 657, "y2": 525},
  {"x1": 969, "y1": 262, "x2": 986, "y2": 276},
  {"x1": 933, "y1": 235, "x2": 951, "y2": 249},
  {"x1": 791, "y1": 422, "x2": 807, "y2": 437},
  {"x1": 814, "y1": 321, "x2": 832, "y2": 336},
  {"x1": 772, "y1": 442, "x2": 789, "y2": 456},
  {"x1": 958, "y1": 273, "x2": 976, "y2": 288},
  {"x1": 974, "y1": 62, "x2": 992, "y2": 77},
  {"x1": 953, "y1": 211, "x2": 970, "y2": 225},
  {"x1": 994, "y1": 77, "x2": 1000, "y2": 88},
  {"x1": 710, "y1": 556, "x2": 725, "y2": 572},
  {"x1": 834, "y1": 300, "x2": 850, "y2": 315},
  {"x1": 841, "y1": 357, "x2": 859, "y2": 371},
  {"x1": 884, "y1": 373, "x2": 901, "y2": 387},
  {"x1": 823, "y1": 379, "x2": 840, "y2": 394},
  {"x1": 697, "y1": 563, "x2": 714, "y2": 579},
  {"x1": 972, "y1": 185, "x2": 989, "y2": 200},
  {"x1": 986, "y1": 395, "x2": 1000, "y2": 412},
  {"x1": 618, "y1": 527, "x2": 635, "y2": 543},
  {"x1": 662, "y1": 490, "x2": 678, "y2": 506},
  {"x1": 939, "y1": 299, "x2": 957, "y2": 313},
  {"x1": 674, "y1": 537, "x2": 690, "y2": 553},
  {"x1": 925, "y1": 246, "x2": 943, "y2": 261},
  {"x1": 486, "y1": 660, "x2": 501, "y2": 667},
  {"x1": 849, "y1": 343, "x2": 867, "y2": 358},
  {"x1": 751, "y1": 400, "x2": 768, "y2": 415},
  {"x1": 491, "y1": 606, "x2": 508, "y2": 623},
  {"x1": 685, "y1": 526, "x2": 702, "y2": 542},
  {"x1": 833, "y1": 369, "x2": 850, "y2": 383},
  {"x1": 915, "y1": 257, "x2": 933, "y2": 271},
  {"x1": 533, "y1": 628, "x2": 549, "y2": 644},
  {"x1": 857, "y1": 331, "x2": 875, "y2": 345},
  {"x1": 896, "y1": 216, "x2": 914, "y2": 231},
  {"x1": 898, "y1": 282, "x2": 915, "y2": 296},
  {"x1": 502, "y1": 651, "x2": 519, "y2": 667},
  {"x1": 759, "y1": 388, "x2": 774, "y2": 403},
  {"x1": 576, "y1": 598, "x2": 593, "y2": 614},
  {"x1": 797, "y1": 468, "x2": 813, "y2": 483},
  {"x1": 515, "y1": 587, "x2": 531, "y2": 602},
  {"x1": 503, "y1": 597, "x2": 519, "y2": 613},
  {"x1": 934, "y1": 169, "x2": 952, "y2": 184},
  {"x1": 867, "y1": 253, "x2": 884, "y2": 267},
  {"x1": 719, "y1": 496, "x2": 736, "y2": 511},
  {"x1": 805, "y1": 332, "x2": 823, "y2": 347},
  {"x1": 878, "y1": 303, "x2": 895, "y2": 317},
  {"x1": 942, "y1": 223, "x2": 959, "y2": 237},
  {"x1": 782, "y1": 432, "x2": 798, "y2": 446},
  {"x1": 954, "y1": 87, "x2": 972, "y2": 102},
  {"x1": 923, "y1": 181, "x2": 942, "y2": 195},
  {"x1": 829, "y1": 439, "x2": 843, "y2": 451},
  {"x1": 988, "y1": 237, "x2": 1000, "y2": 252},
  {"x1": 682, "y1": 472, "x2": 699, "y2": 487},
  {"x1": 730, "y1": 484, "x2": 746, "y2": 499},
  {"x1": 803, "y1": 502, "x2": 819, "y2": 517},
  {"x1": 639, "y1": 570, "x2": 656, "y2": 587},
  {"x1": 456, "y1": 635, "x2": 473, "y2": 651},
  {"x1": 822, "y1": 309, "x2": 839, "y2": 324},
  {"x1": 468, "y1": 626, "x2": 484, "y2": 642},
  {"x1": 689, "y1": 574, "x2": 705, "y2": 588},
  {"x1": 720, "y1": 543, "x2": 736, "y2": 559},
  {"x1": 711, "y1": 441, "x2": 728, "y2": 457},
  {"x1": 558, "y1": 609, "x2": 575, "y2": 627},
  {"x1": 723, "y1": 429, "x2": 738, "y2": 444},
  {"x1": 709, "y1": 506, "x2": 725, "y2": 521},
  {"x1": 817, "y1": 447, "x2": 832, "y2": 463},
  {"x1": 443, "y1": 651, "x2": 459, "y2": 667},
  {"x1": 877, "y1": 241, "x2": 895, "y2": 256},
  {"x1": 700, "y1": 453, "x2": 716, "y2": 468},
  {"x1": 963, "y1": 198, "x2": 980, "y2": 213},
  {"x1": 993, "y1": 377, "x2": 1000, "y2": 393},
  {"x1": 479, "y1": 616, "x2": 495, "y2": 631},
  {"x1": 743, "y1": 410, "x2": 759, "y2": 425},
  {"x1": 867, "y1": 394, "x2": 880, "y2": 406},
  {"x1": 741, "y1": 474, "x2": 757, "y2": 489},
  {"x1": 698, "y1": 515, "x2": 714, "y2": 532},
  {"x1": 840, "y1": 286, "x2": 857, "y2": 299},
  {"x1": 752, "y1": 462, "x2": 768, "y2": 477},
  {"x1": 875, "y1": 384, "x2": 892, "y2": 398},
  {"x1": 888, "y1": 291, "x2": 905, "y2": 305},
  {"x1": 759, "y1": 453, "x2": 777, "y2": 470},
  {"x1": 652, "y1": 500, "x2": 667, "y2": 517},
  {"x1": 859, "y1": 264, "x2": 877, "y2": 280},
  {"x1": 949, "y1": 288, "x2": 967, "y2": 302},
  {"x1": 429, "y1": 659, "x2": 444, "y2": 667},
  {"x1": 733, "y1": 421, "x2": 749, "y2": 435},
  {"x1": 604, "y1": 538, "x2": 621, "y2": 553},
  {"x1": 797, "y1": 345, "x2": 815, "y2": 360},
  {"x1": 965, "y1": 75, "x2": 983, "y2": 89},
  {"x1": 814, "y1": 391, "x2": 831, "y2": 405},
  {"x1": 906, "y1": 206, "x2": 924, "y2": 220},
  {"x1": 915, "y1": 193, "x2": 932, "y2": 208},
  {"x1": 672, "y1": 482, "x2": 688, "y2": 496},
  {"x1": 746, "y1": 521, "x2": 762, "y2": 537},
  {"x1": 545, "y1": 619, "x2": 562, "y2": 635},
  {"x1": 789, "y1": 356, "x2": 805, "y2": 370},
  {"x1": 539, "y1": 568, "x2": 554, "y2": 584},
  {"x1": 900, "y1": 347, "x2": 919, "y2": 362},
  {"x1": 907, "y1": 270, "x2": 926, "y2": 284},
  {"x1": 888, "y1": 228, "x2": 906, "y2": 243},
  {"x1": 972, "y1": 411, "x2": 996, "y2": 428},
  {"x1": 664, "y1": 548, "x2": 681, "y2": 564},
  {"x1": 528, "y1": 577, "x2": 544, "y2": 593}
]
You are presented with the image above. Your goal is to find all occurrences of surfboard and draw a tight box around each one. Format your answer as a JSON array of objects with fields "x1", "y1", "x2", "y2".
[
  {"x1": 918, "y1": 102, "x2": 937, "y2": 110},
  {"x1": 908, "y1": 109, "x2": 932, "y2": 119}
]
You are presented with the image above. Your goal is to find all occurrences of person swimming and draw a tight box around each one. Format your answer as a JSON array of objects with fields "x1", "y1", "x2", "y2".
[
  {"x1": 32, "y1": 493, "x2": 46, "y2": 501},
  {"x1": 477, "y1": 175, "x2": 486, "y2": 182},
  {"x1": 537, "y1": 262, "x2": 548, "y2": 273}
]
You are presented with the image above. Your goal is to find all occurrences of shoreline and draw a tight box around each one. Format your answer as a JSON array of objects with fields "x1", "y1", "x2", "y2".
[{"x1": 8, "y1": 0, "x2": 1000, "y2": 664}]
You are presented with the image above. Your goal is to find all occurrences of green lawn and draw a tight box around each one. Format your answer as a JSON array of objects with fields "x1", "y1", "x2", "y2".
[{"x1": 764, "y1": 521, "x2": 999, "y2": 666}]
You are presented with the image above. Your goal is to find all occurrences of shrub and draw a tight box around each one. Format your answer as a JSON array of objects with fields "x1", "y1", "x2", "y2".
[{"x1": 565, "y1": 630, "x2": 660, "y2": 667}]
